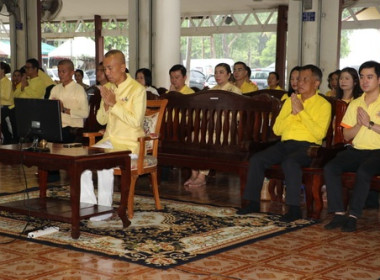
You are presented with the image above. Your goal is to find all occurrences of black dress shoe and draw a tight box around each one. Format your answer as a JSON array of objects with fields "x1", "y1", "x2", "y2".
[
  {"x1": 279, "y1": 205, "x2": 302, "y2": 222},
  {"x1": 324, "y1": 214, "x2": 347, "y2": 230},
  {"x1": 236, "y1": 201, "x2": 260, "y2": 215},
  {"x1": 341, "y1": 216, "x2": 357, "y2": 232}
]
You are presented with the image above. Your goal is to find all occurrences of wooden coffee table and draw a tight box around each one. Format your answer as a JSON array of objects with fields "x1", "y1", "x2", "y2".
[{"x1": 0, "y1": 143, "x2": 131, "y2": 239}]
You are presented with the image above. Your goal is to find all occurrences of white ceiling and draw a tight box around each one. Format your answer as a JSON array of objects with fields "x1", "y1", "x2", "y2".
[{"x1": 52, "y1": 0, "x2": 290, "y2": 21}]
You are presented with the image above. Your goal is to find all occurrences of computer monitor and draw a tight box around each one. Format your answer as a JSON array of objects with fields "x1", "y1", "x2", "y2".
[{"x1": 14, "y1": 98, "x2": 63, "y2": 149}]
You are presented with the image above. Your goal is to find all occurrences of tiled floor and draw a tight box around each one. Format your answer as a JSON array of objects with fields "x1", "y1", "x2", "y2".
[{"x1": 0, "y1": 164, "x2": 379, "y2": 279}]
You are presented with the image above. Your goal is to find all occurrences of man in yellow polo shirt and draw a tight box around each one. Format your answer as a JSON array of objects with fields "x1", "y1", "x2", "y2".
[
  {"x1": 13, "y1": 58, "x2": 46, "y2": 99},
  {"x1": 233, "y1": 61, "x2": 258, "y2": 93},
  {"x1": 237, "y1": 64, "x2": 331, "y2": 222},
  {"x1": 324, "y1": 60, "x2": 380, "y2": 232},
  {"x1": 168, "y1": 64, "x2": 194, "y2": 94}
]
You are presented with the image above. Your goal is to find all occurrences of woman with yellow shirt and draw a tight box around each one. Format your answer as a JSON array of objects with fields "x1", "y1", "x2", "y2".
[
  {"x1": 267, "y1": 71, "x2": 284, "y2": 91},
  {"x1": 0, "y1": 62, "x2": 14, "y2": 144},
  {"x1": 210, "y1": 63, "x2": 242, "y2": 94},
  {"x1": 336, "y1": 67, "x2": 362, "y2": 103},
  {"x1": 325, "y1": 70, "x2": 341, "y2": 97}
]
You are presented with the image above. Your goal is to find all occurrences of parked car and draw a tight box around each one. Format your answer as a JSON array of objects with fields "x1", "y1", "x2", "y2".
[
  {"x1": 204, "y1": 74, "x2": 217, "y2": 88},
  {"x1": 250, "y1": 68, "x2": 272, "y2": 90},
  {"x1": 85, "y1": 69, "x2": 96, "y2": 86},
  {"x1": 189, "y1": 70, "x2": 206, "y2": 90}
]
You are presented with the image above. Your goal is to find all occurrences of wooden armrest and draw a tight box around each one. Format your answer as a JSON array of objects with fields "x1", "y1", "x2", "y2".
[
  {"x1": 83, "y1": 132, "x2": 103, "y2": 138},
  {"x1": 83, "y1": 132, "x2": 103, "y2": 146}
]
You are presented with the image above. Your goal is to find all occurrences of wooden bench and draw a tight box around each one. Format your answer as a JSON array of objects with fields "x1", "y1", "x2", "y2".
[
  {"x1": 158, "y1": 90, "x2": 282, "y2": 198},
  {"x1": 244, "y1": 89, "x2": 287, "y2": 100}
]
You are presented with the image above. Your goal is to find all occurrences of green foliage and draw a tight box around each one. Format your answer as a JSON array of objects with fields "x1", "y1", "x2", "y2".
[
  {"x1": 340, "y1": 30, "x2": 352, "y2": 58},
  {"x1": 180, "y1": 32, "x2": 274, "y2": 68}
]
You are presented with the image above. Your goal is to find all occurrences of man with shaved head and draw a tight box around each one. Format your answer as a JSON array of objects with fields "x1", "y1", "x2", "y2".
[{"x1": 81, "y1": 50, "x2": 146, "y2": 221}]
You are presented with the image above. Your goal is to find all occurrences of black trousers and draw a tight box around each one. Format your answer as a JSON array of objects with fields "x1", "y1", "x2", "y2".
[
  {"x1": 243, "y1": 140, "x2": 313, "y2": 206},
  {"x1": 324, "y1": 147, "x2": 380, "y2": 217},
  {"x1": 61, "y1": 126, "x2": 82, "y2": 143},
  {"x1": 1, "y1": 106, "x2": 17, "y2": 144}
]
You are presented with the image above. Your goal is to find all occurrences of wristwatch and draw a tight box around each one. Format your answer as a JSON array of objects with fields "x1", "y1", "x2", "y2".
[{"x1": 368, "y1": 120, "x2": 374, "y2": 130}]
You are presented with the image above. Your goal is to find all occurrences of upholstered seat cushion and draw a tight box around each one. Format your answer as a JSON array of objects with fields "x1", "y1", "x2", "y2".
[
  {"x1": 143, "y1": 112, "x2": 159, "y2": 150},
  {"x1": 114, "y1": 155, "x2": 157, "y2": 172},
  {"x1": 130, "y1": 155, "x2": 157, "y2": 170}
]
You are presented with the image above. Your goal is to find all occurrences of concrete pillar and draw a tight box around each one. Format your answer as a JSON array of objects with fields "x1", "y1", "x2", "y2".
[
  {"x1": 128, "y1": 0, "x2": 153, "y2": 76},
  {"x1": 287, "y1": 0, "x2": 302, "y2": 71},
  {"x1": 153, "y1": 0, "x2": 181, "y2": 89},
  {"x1": 138, "y1": 0, "x2": 153, "y2": 70},
  {"x1": 319, "y1": 0, "x2": 341, "y2": 93},
  {"x1": 128, "y1": 0, "x2": 138, "y2": 74},
  {"x1": 287, "y1": 0, "x2": 341, "y2": 93},
  {"x1": 10, "y1": 0, "x2": 41, "y2": 69}
]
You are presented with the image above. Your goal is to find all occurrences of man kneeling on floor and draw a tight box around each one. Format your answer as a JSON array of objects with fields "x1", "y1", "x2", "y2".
[
  {"x1": 324, "y1": 60, "x2": 380, "y2": 232},
  {"x1": 237, "y1": 64, "x2": 331, "y2": 222}
]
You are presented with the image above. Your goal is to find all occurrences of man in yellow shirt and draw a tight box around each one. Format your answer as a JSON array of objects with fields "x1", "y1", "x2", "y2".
[
  {"x1": 13, "y1": 59, "x2": 46, "y2": 99},
  {"x1": 168, "y1": 64, "x2": 194, "y2": 94},
  {"x1": 324, "y1": 60, "x2": 380, "y2": 232},
  {"x1": 237, "y1": 65, "x2": 331, "y2": 222},
  {"x1": 81, "y1": 50, "x2": 146, "y2": 221},
  {"x1": 233, "y1": 61, "x2": 258, "y2": 93}
]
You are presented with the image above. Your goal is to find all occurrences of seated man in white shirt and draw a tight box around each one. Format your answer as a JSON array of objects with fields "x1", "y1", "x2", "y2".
[{"x1": 49, "y1": 59, "x2": 90, "y2": 143}]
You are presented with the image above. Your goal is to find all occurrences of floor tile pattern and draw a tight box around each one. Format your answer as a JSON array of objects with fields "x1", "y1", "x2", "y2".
[{"x1": 0, "y1": 164, "x2": 379, "y2": 279}]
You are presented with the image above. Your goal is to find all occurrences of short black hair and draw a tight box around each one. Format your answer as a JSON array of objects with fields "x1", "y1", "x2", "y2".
[
  {"x1": 169, "y1": 64, "x2": 187, "y2": 76},
  {"x1": 26, "y1": 58, "x2": 39, "y2": 69},
  {"x1": 300, "y1": 64, "x2": 322, "y2": 82},
  {"x1": 269, "y1": 71, "x2": 280, "y2": 81},
  {"x1": 0, "y1": 62, "x2": 11, "y2": 74},
  {"x1": 75, "y1": 69, "x2": 84, "y2": 77},
  {"x1": 359, "y1": 60, "x2": 380, "y2": 78}
]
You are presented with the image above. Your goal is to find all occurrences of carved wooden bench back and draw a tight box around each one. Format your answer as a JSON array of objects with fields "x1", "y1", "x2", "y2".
[{"x1": 160, "y1": 90, "x2": 281, "y2": 160}]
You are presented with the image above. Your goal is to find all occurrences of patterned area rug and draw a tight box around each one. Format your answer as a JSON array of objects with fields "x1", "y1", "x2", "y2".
[{"x1": 0, "y1": 186, "x2": 315, "y2": 269}]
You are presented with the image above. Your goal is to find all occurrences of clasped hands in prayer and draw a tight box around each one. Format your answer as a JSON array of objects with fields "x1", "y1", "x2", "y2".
[
  {"x1": 98, "y1": 85, "x2": 117, "y2": 111},
  {"x1": 356, "y1": 106, "x2": 371, "y2": 128},
  {"x1": 291, "y1": 93, "x2": 304, "y2": 115}
]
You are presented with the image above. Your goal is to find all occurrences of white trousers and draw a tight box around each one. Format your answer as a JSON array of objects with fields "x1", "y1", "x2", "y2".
[
  {"x1": 80, "y1": 140, "x2": 137, "y2": 207},
  {"x1": 80, "y1": 168, "x2": 114, "y2": 206},
  {"x1": 80, "y1": 140, "x2": 115, "y2": 206}
]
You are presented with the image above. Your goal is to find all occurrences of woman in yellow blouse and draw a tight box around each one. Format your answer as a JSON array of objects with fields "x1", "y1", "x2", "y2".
[
  {"x1": 210, "y1": 63, "x2": 241, "y2": 94},
  {"x1": 336, "y1": 67, "x2": 362, "y2": 103},
  {"x1": 325, "y1": 70, "x2": 341, "y2": 97},
  {"x1": 267, "y1": 71, "x2": 284, "y2": 91}
]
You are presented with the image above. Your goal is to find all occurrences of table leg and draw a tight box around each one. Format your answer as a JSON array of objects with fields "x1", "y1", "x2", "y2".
[
  {"x1": 119, "y1": 164, "x2": 131, "y2": 228},
  {"x1": 69, "y1": 167, "x2": 81, "y2": 239},
  {"x1": 38, "y1": 168, "x2": 48, "y2": 198}
]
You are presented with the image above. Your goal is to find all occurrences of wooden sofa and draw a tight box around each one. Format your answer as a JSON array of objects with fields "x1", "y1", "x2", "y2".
[{"x1": 158, "y1": 90, "x2": 282, "y2": 197}]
